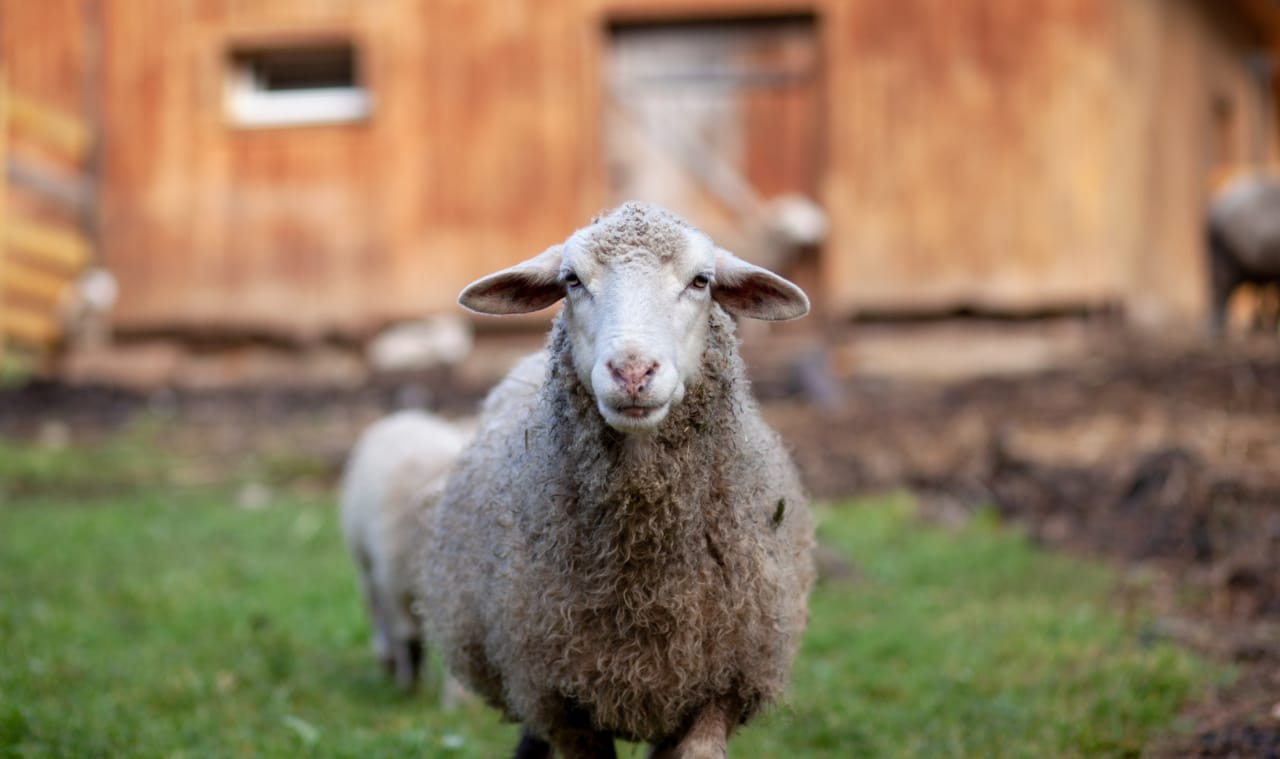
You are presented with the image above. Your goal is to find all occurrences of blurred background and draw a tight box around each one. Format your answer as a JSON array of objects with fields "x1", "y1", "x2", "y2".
[
  {"x1": 1, "y1": 0, "x2": 1278, "y2": 385},
  {"x1": 2, "y1": 1, "x2": 1279, "y2": 756}
]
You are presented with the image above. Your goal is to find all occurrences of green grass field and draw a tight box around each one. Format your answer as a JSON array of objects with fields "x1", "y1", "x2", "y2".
[{"x1": 0, "y1": 432, "x2": 1215, "y2": 758}]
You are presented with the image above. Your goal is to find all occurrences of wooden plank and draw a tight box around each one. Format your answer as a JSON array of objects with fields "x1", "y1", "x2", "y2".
[
  {"x1": 1, "y1": 68, "x2": 9, "y2": 356},
  {"x1": 0, "y1": 306, "x2": 59, "y2": 346},
  {"x1": 7, "y1": 91, "x2": 90, "y2": 160},
  {"x1": 4, "y1": 217, "x2": 90, "y2": 270},
  {"x1": 5, "y1": 156, "x2": 94, "y2": 212},
  {"x1": 0, "y1": 260, "x2": 71, "y2": 302}
]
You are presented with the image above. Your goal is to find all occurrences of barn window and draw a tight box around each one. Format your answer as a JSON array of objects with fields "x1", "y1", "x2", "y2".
[{"x1": 225, "y1": 41, "x2": 371, "y2": 128}]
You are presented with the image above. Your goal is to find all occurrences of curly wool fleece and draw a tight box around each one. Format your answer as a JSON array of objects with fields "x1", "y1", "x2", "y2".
[{"x1": 421, "y1": 259, "x2": 814, "y2": 746}]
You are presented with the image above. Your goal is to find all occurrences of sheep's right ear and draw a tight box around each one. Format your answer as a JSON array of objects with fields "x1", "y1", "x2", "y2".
[
  {"x1": 712, "y1": 249, "x2": 810, "y2": 321},
  {"x1": 458, "y1": 245, "x2": 565, "y2": 315}
]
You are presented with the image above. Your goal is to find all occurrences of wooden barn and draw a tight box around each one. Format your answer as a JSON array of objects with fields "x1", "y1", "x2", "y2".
[{"x1": 2, "y1": 0, "x2": 1279, "y2": 362}]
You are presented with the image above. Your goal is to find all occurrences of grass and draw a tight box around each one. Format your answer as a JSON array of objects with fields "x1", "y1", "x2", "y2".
[
  {"x1": 0, "y1": 431, "x2": 1215, "y2": 758},
  {"x1": 766, "y1": 503, "x2": 1214, "y2": 758},
  {"x1": 0, "y1": 426, "x2": 168, "y2": 499}
]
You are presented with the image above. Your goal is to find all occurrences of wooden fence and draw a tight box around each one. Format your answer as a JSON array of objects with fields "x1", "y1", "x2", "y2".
[{"x1": 0, "y1": 66, "x2": 94, "y2": 368}]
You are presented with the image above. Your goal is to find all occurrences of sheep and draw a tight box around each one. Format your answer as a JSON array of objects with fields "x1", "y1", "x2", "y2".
[
  {"x1": 1206, "y1": 173, "x2": 1280, "y2": 334},
  {"x1": 338, "y1": 409, "x2": 470, "y2": 690},
  {"x1": 420, "y1": 201, "x2": 816, "y2": 758}
]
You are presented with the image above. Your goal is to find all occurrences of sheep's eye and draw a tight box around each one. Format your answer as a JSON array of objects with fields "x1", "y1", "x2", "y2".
[
  {"x1": 690, "y1": 273, "x2": 712, "y2": 290},
  {"x1": 564, "y1": 272, "x2": 582, "y2": 288}
]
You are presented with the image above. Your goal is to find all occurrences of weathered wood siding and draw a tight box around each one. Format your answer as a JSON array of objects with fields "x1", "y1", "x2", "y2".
[
  {"x1": 0, "y1": 0, "x2": 89, "y2": 119},
  {"x1": 6, "y1": 0, "x2": 1273, "y2": 335},
  {"x1": 603, "y1": 16, "x2": 822, "y2": 264},
  {"x1": 99, "y1": 0, "x2": 597, "y2": 336},
  {"x1": 0, "y1": 0, "x2": 93, "y2": 209},
  {"x1": 612, "y1": 0, "x2": 1278, "y2": 324},
  {"x1": 0, "y1": 0, "x2": 97, "y2": 357},
  {"x1": 822, "y1": 0, "x2": 1127, "y2": 315},
  {"x1": 1123, "y1": 0, "x2": 1280, "y2": 326}
]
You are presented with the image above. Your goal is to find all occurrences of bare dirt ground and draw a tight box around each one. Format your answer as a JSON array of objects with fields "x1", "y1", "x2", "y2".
[
  {"x1": 759, "y1": 329, "x2": 1280, "y2": 759},
  {"x1": 2, "y1": 324, "x2": 1277, "y2": 756}
]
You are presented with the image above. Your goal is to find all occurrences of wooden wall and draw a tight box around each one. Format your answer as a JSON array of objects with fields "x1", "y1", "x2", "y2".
[
  {"x1": 6, "y1": 0, "x2": 1274, "y2": 337},
  {"x1": 0, "y1": 0, "x2": 89, "y2": 118},
  {"x1": 98, "y1": 0, "x2": 597, "y2": 337},
  {"x1": 821, "y1": 0, "x2": 1130, "y2": 316},
  {"x1": 1122, "y1": 0, "x2": 1280, "y2": 327},
  {"x1": 0, "y1": 0, "x2": 94, "y2": 207},
  {"x1": 607, "y1": 0, "x2": 1280, "y2": 325},
  {"x1": 0, "y1": 0, "x2": 97, "y2": 354}
]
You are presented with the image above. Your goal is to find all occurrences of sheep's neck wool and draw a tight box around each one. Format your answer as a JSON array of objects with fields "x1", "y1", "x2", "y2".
[
  {"x1": 517, "y1": 306, "x2": 787, "y2": 737},
  {"x1": 542, "y1": 306, "x2": 750, "y2": 567}
]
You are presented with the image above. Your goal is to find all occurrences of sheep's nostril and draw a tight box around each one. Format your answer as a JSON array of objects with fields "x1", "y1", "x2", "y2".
[{"x1": 608, "y1": 359, "x2": 660, "y2": 397}]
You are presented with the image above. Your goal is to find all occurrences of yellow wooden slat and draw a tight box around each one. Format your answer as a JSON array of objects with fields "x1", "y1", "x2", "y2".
[
  {"x1": 7, "y1": 92, "x2": 90, "y2": 160},
  {"x1": 0, "y1": 259, "x2": 72, "y2": 301},
  {"x1": 0, "y1": 306, "x2": 59, "y2": 347},
  {"x1": 4, "y1": 217, "x2": 90, "y2": 270},
  {"x1": 1, "y1": 69, "x2": 9, "y2": 357}
]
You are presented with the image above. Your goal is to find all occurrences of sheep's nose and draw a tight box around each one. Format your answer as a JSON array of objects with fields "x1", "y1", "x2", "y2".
[{"x1": 607, "y1": 358, "x2": 659, "y2": 399}]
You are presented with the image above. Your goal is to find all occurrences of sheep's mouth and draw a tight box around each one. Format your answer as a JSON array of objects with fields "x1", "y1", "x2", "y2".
[
  {"x1": 600, "y1": 400, "x2": 671, "y2": 431},
  {"x1": 618, "y1": 405, "x2": 658, "y2": 419}
]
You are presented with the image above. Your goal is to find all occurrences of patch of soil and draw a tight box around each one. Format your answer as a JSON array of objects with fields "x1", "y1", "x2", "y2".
[{"x1": 765, "y1": 338, "x2": 1280, "y2": 757}]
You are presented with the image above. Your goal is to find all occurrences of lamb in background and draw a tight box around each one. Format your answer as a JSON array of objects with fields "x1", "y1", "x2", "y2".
[
  {"x1": 338, "y1": 410, "x2": 470, "y2": 691},
  {"x1": 421, "y1": 202, "x2": 816, "y2": 758}
]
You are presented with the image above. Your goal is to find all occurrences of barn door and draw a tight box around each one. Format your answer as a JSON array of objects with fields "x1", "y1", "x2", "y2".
[{"x1": 605, "y1": 17, "x2": 822, "y2": 272}]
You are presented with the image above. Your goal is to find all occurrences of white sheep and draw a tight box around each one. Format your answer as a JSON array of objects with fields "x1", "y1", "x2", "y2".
[
  {"x1": 420, "y1": 202, "x2": 816, "y2": 758},
  {"x1": 1207, "y1": 173, "x2": 1280, "y2": 333},
  {"x1": 338, "y1": 409, "x2": 470, "y2": 690}
]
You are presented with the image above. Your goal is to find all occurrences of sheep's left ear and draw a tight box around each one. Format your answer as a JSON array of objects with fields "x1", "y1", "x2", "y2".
[
  {"x1": 712, "y1": 249, "x2": 810, "y2": 321},
  {"x1": 459, "y1": 245, "x2": 565, "y2": 315}
]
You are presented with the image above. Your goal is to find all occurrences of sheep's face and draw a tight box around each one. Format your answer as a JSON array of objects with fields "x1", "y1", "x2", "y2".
[
  {"x1": 557, "y1": 223, "x2": 717, "y2": 432},
  {"x1": 458, "y1": 202, "x2": 810, "y2": 433}
]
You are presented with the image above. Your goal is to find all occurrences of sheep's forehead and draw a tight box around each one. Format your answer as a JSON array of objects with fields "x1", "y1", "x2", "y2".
[{"x1": 568, "y1": 202, "x2": 713, "y2": 274}]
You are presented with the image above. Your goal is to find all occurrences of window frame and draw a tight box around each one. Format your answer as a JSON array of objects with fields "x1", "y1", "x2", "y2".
[{"x1": 223, "y1": 35, "x2": 372, "y2": 129}]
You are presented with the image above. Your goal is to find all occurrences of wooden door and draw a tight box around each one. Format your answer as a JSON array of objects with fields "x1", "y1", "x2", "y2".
[{"x1": 604, "y1": 17, "x2": 822, "y2": 271}]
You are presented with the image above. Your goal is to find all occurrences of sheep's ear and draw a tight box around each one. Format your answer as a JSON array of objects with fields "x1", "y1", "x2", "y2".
[
  {"x1": 459, "y1": 245, "x2": 565, "y2": 315},
  {"x1": 712, "y1": 249, "x2": 810, "y2": 321}
]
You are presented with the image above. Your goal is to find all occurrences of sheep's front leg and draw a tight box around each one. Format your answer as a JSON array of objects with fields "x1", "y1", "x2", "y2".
[
  {"x1": 647, "y1": 697, "x2": 740, "y2": 759},
  {"x1": 551, "y1": 728, "x2": 616, "y2": 759},
  {"x1": 513, "y1": 726, "x2": 614, "y2": 759},
  {"x1": 362, "y1": 581, "x2": 394, "y2": 677},
  {"x1": 513, "y1": 728, "x2": 552, "y2": 759},
  {"x1": 390, "y1": 636, "x2": 422, "y2": 691}
]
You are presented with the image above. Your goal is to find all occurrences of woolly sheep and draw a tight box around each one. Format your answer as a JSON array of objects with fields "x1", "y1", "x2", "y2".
[
  {"x1": 420, "y1": 202, "x2": 816, "y2": 758},
  {"x1": 1207, "y1": 173, "x2": 1280, "y2": 333},
  {"x1": 339, "y1": 410, "x2": 470, "y2": 690}
]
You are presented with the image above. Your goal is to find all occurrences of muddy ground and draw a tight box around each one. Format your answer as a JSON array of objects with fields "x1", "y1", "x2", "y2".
[
  {"x1": 762, "y1": 337, "x2": 1280, "y2": 759},
  {"x1": 2, "y1": 329, "x2": 1277, "y2": 757}
]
